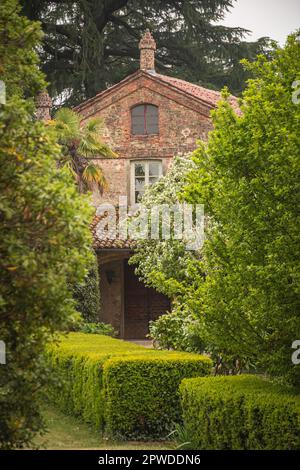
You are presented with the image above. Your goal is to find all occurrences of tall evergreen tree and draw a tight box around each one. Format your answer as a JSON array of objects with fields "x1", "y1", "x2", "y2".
[{"x1": 20, "y1": 0, "x2": 273, "y2": 105}]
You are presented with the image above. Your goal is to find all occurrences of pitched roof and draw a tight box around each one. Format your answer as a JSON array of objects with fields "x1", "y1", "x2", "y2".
[{"x1": 75, "y1": 70, "x2": 240, "y2": 115}]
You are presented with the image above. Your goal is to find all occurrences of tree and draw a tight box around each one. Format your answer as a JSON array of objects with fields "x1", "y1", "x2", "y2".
[
  {"x1": 129, "y1": 156, "x2": 206, "y2": 352},
  {"x1": 20, "y1": 0, "x2": 273, "y2": 105},
  {"x1": 0, "y1": 0, "x2": 45, "y2": 98},
  {"x1": 0, "y1": 0, "x2": 94, "y2": 448},
  {"x1": 129, "y1": 156, "x2": 199, "y2": 300},
  {"x1": 183, "y1": 33, "x2": 300, "y2": 385},
  {"x1": 50, "y1": 108, "x2": 116, "y2": 193}
]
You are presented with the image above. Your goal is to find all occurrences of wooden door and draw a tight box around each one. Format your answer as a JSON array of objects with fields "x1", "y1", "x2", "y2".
[{"x1": 124, "y1": 261, "x2": 170, "y2": 339}]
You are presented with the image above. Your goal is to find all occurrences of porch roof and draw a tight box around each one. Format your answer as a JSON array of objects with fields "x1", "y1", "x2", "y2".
[{"x1": 91, "y1": 213, "x2": 136, "y2": 250}]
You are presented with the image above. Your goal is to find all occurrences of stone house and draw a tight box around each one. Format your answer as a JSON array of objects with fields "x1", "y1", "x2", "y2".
[{"x1": 71, "y1": 31, "x2": 237, "y2": 339}]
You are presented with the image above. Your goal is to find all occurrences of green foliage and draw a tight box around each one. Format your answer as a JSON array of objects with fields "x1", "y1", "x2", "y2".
[
  {"x1": 77, "y1": 322, "x2": 117, "y2": 337},
  {"x1": 129, "y1": 156, "x2": 202, "y2": 301},
  {"x1": 46, "y1": 333, "x2": 212, "y2": 438},
  {"x1": 104, "y1": 353, "x2": 212, "y2": 439},
  {"x1": 130, "y1": 156, "x2": 205, "y2": 351},
  {"x1": 0, "y1": 0, "x2": 45, "y2": 98},
  {"x1": 0, "y1": 99, "x2": 94, "y2": 448},
  {"x1": 179, "y1": 375, "x2": 300, "y2": 450},
  {"x1": 0, "y1": 0, "x2": 94, "y2": 449},
  {"x1": 149, "y1": 310, "x2": 205, "y2": 353},
  {"x1": 20, "y1": 0, "x2": 274, "y2": 104},
  {"x1": 183, "y1": 33, "x2": 300, "y2": 384},
  {"x1": 49, "y1": 332, "x2": 147, "y2": 356},
  {"x1": 170, "y1": 422, "x2": 198, "y2": 450},
  {"x1": 73, "y1": 254, "x2": 101, "y2": 322}
]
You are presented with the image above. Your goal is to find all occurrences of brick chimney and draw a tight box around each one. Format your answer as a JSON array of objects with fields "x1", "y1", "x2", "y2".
[
  {"x1": 35, "y1": 90, "x2": 52, "y2": 121},
  {"x1": 139, "y1": 29, "x2": 156, "y2": 72}
]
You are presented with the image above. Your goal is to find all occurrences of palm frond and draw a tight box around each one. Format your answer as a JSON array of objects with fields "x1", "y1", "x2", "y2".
[
  {"x1": 82, "y1": 163, "x2": 108, "y2": 193},
  {"x1": 78, "y1": 117, "x2": 117, "y2": 158},
  {"x1": 53, "y1": 108, "x2": 80, "y2": 143},
  {"x1": 84, "y1": 117, "x2": 104, "y2": 134},
  {"x1": 62, "y1": 161, "x2": 78, "y2": 180}
]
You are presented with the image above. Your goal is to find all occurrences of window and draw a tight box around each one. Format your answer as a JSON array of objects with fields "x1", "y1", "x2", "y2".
[
  {"x1": 131, "y1": 160, "x2": 162, "y2": 203},
  {"x1": 131, "y1": 104, "x2": 158, "y2": 135}
]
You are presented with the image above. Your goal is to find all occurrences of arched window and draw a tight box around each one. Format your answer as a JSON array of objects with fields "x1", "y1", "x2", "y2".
[{"x1": 131, "y1": 104, "x2": 158, "y2": 135}]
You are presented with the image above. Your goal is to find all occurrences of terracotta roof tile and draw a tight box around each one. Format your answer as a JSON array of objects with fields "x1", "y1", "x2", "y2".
[
  {"x1": 91, "y1": 213, "x2": 136, "y2": 250},
  {"x1": 155, "y1": 73, "x2": 240, "y2": 113}
]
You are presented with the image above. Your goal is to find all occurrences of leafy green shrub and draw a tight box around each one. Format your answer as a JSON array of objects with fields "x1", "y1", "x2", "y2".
[
  {"x1": 179, "y1": 375, "x2": 300, "y2": 450},
  {"x1": 149, "y1": 309, "x2": 205, "y2": 353},
  {"x1": 0, "y1": 1, "x2": 94, "y2": 449},
  {"x1": 73, "y1": 254, "x2": 101, "y2": 322},
  {"x1": 103, "y1": 353, "x2": 212, "y2": 439},
  {"x1": 46, "y1": 333, "x2": 212, "y2": 438},
  {"x1": 77, "y1": 322, "x2": 117, "y2": 336}
]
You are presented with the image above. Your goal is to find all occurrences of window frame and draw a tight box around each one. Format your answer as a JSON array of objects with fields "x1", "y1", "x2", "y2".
[
  {"x1": 130, "y1": 160, "x2": 163, "y2": 204},
  {"x1": 131, "y1": 103, "x2": 159, "y2": 136}
]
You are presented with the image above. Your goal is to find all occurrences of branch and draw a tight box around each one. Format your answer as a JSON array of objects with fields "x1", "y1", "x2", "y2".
[{"x1": 94, "y1": 0, "x2": 129, "y2": 32}]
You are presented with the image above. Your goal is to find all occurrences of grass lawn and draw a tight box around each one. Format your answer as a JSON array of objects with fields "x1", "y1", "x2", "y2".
[{"x1": 34, "y1": 404, "x2": 173, "y2": 450}]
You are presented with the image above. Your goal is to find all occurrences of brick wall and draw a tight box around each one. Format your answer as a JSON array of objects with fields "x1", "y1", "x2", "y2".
[{"x1": 78, "y1": 73, "x2": 213, "y2": 206}]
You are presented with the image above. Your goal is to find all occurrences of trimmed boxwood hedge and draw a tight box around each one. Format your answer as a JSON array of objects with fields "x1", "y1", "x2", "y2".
[
  {"x1": 46, "y1": 333, "x2": 152, "y2": 429},
  {"x1": 180, "y1": 375, "x2": 300, "y2": 450},
  {"x1": 103, "y1": 354, "x2": 212, "y2": 439},
  {"x1": 46, "y1": 333, "x2": 212, "y2": 438}
]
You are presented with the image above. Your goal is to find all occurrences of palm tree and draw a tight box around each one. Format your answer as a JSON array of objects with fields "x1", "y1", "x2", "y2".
[{"x1": 50, "y1": 108, "x2": 116, "y2": 193}]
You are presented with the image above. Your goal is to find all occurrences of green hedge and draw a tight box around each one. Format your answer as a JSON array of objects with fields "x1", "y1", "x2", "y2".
[
  {"x1": 180, "y1": 375, "x2": 300, "y2": 450},
  {"x1": 46, "y1": 333, "x2": 151, "y2": 429},
  {"x1": 103, "y1": 354, "x2": 212, "y2": 439},
  {"x1": 46, "y1": 333, "x2": 212, "y2": 438}
]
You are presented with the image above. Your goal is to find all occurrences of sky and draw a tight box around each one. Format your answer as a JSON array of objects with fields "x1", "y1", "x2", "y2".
[{"x1": 220, "y1": 0, "x2": 300, "y2": 45}]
